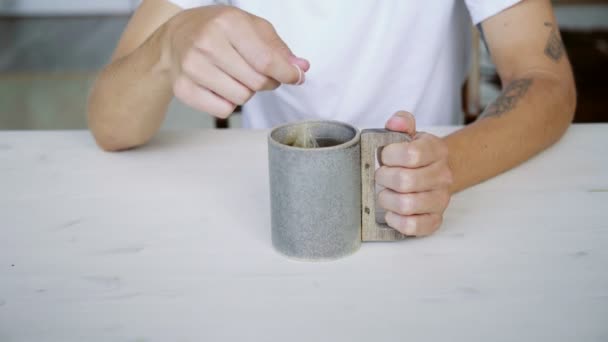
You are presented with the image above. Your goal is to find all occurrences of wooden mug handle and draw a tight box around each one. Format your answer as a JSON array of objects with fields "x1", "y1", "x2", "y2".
[{"x1": 360, "y1": 129, "x2": 411, "y2": 242}]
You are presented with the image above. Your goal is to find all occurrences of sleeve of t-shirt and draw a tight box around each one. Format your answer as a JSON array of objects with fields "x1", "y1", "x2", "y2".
[
  {"x1": 465, "y1": 0, "x2": 523, "y2": 25},
  {"x1": 166, "y1": 0, "x2": 219, "y2": 9}
]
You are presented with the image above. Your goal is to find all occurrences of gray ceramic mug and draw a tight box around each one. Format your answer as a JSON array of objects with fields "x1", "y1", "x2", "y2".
[{"x1": 268, "y1": 120, "x2": 412, "y2": 261}]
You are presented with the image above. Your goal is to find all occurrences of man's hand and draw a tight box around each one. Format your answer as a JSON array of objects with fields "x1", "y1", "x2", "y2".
[
  {"x1": 165, "y1": 5, "x2": 310, "y2": 118},
  {"x1": 376, "y1": 111, "x2": 453, "y2": 236},
  {"x1": 89, "y1": 2, "x2": 311, "y2": 151}
]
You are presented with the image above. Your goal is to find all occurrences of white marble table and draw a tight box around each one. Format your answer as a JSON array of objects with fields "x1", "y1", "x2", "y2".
[{"x1": 1, "y1": 125, "x2": 607, "y2": 342}]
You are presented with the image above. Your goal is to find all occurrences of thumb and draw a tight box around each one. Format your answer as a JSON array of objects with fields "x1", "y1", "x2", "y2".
[
  {"x1": 287, "y1": 54, "x2": 310, "y2": 73},
  {"x1": 385, "y1": 111, "x2": 416, "y2": 136}
]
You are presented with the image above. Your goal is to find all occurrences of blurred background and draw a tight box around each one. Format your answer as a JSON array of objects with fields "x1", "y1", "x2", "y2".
[{"x1": 0, "y1": 0, "x2": 607, "y2": 130}]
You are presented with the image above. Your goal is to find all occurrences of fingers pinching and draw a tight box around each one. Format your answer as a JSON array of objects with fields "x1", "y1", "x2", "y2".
[{"x1": 226, "y1": 16, "x2": 305, "y2": 85}]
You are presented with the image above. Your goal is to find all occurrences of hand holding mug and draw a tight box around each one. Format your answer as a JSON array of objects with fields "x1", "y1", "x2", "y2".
[{"x1": 377, "y1": 111, "x2": 453, "y2": 236}]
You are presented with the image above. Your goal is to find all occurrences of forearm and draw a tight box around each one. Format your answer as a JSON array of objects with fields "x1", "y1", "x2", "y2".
[
  {"x1": 445, "y1": 72, "x2": 576, "y2": 193},
  {"x1": 87, "y1": 24, "x2": 172, "y2": 151}
]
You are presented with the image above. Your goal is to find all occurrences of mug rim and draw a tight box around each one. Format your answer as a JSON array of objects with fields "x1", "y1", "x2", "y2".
[{"x1": 268, "y1": 120, "x2": 361, "y2": 151}]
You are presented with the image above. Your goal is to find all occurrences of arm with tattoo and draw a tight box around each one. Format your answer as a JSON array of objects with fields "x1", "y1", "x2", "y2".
[
  {"x1": 544, "y1": 21, "x2": 565, "y2": 62},
  {"x1": 444, "y1": 0, "x2": 576, "y2": 193},
  {"x1": 480, "y1": 78, "x2": 533, "y2": 118}
]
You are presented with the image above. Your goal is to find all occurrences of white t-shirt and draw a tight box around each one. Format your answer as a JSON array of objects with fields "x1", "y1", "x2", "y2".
[{"x1": 167, "y1": 0, "x2": 520, "y2": 128}]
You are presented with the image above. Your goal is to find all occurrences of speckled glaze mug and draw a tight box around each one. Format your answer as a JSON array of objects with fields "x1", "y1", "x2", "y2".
[{"x1": 268, "y1": 120, "x2": 411, "y2": 261}]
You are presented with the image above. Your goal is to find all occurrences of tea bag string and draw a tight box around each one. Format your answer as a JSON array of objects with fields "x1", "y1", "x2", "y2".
[{"x1": 293, "y1": 123, "x2": 318, "y2": 148}]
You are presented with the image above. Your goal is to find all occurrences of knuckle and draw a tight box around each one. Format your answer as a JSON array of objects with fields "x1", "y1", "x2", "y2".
[
  {"x1": 254, "y1": 50, "x2": 274, "y2": 74},
  {"x1": 397, "y1": 195, "x2": 413, "y2": 215},
  {"x1": 196, "y1": 34, "x2": 215, "y2": 55},
  {"x1": 180, "y1": 51, "x2": 198, "y2": 72},
  {"x1": 212, "y1": 8, "x2": 243, "y2": 30},
  {"x1": 408, "y1": 216, "x2": 419, "y2": 233},
  {"x1": 172, "y1": 76, "x2": 190, "y2": 98},
  {"x1": 396, "y1": 171, "x2": 413, "y2": 192},
  {"x1": 407, "y1": 146, "x2": 422, "y2": 165}
]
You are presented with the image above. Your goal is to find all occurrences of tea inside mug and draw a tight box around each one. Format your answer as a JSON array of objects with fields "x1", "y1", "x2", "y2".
[{"x1": 275, "y1": 121, "x2": 356, "y2": 149}]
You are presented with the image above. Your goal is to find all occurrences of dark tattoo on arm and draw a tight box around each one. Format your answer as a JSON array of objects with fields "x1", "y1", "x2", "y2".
[
  {"x1": 543, "y1": 22, "x2": 565, "y2": 62},
  {"x1": 481, "y1": 78, "x2": 533, "y2": 118}
]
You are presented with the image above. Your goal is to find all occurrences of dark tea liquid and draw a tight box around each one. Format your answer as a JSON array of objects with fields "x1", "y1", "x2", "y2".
[{"x1": 313, "y1": 138, "x2": 344, "y2": 147}]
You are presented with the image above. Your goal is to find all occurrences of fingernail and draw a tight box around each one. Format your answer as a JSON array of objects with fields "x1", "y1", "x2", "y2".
[
  {"x1": 288, "y1": 55, "x2": 311, "y2": 72},
  {"x1": 387, "y1": 115, "x2": 406, "y2": 126},
  {"x1": 386, "y1": 111, "x2": 416, "y2": 135}
]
